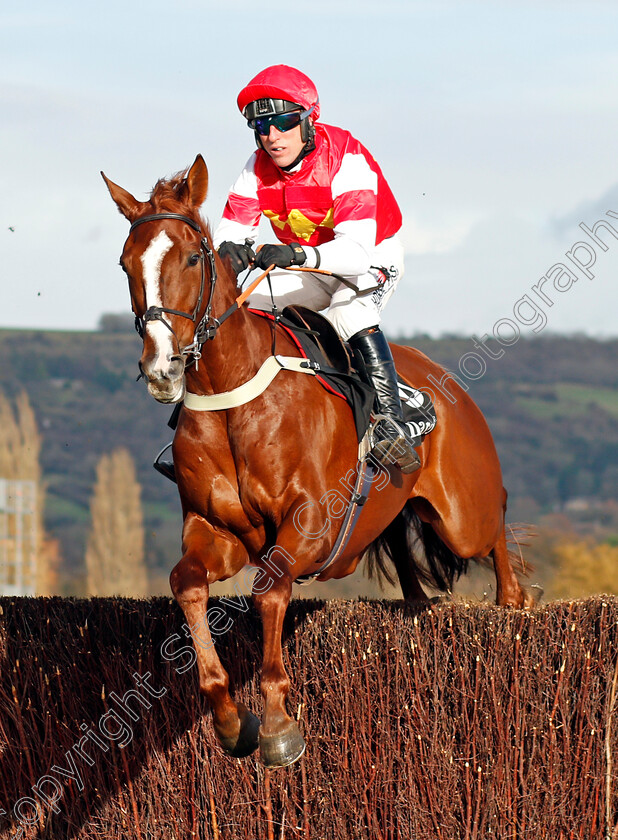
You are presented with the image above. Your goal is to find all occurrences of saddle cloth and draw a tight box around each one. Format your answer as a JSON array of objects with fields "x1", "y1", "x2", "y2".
[{"x1": 248, "y1": 307, "x2": 437, "y2": 444}]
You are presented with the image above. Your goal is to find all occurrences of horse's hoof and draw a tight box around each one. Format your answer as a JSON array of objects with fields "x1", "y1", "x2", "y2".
[
  {"x1": 497, "y1": 585, "x2": 542, "y2": 610},
  {"x1": 259, "y1": 721, "x2": 306, "y2": 768},
  {"x1": 524, "y1": 584, "x2": 544, "y2": 608},
  {"x1": 216, "y1": 702, "x2": 260, "y2": 758}
]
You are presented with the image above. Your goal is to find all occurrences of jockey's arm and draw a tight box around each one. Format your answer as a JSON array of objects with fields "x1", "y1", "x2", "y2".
[{"x1": 302, "y1": 218, "x2": 375, "y2": 277}]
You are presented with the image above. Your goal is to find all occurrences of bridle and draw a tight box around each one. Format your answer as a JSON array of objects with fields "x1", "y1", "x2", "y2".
[{"x1": 129, "y1": 213, "x2": 219, "y2": 362}]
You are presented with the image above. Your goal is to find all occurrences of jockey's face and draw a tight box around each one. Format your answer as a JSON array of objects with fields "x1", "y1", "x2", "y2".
[{"x1": 260, "y1": 123, "x2": 305, "y2": 168}]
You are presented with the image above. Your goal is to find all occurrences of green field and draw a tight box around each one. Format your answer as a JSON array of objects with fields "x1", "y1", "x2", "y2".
[{"x1": 515, "y1": 382, "x2": 618, "y2": 420}]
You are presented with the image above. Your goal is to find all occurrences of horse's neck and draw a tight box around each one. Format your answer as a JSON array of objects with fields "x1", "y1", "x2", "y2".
[{"x1": 185, "y1": 307, "x2": 270, "y2": 396}]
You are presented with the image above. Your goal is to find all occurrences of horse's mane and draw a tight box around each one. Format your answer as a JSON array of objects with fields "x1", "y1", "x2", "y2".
[
  {"x1": 150, "y1": 168, "x2": 189, "y2": 207},
  {"x1": 148, "y1": 168, "x2": 213, "y2": 240},
  {"x1": 147, "y1": 167, "x2": 243, "y2": 292}
]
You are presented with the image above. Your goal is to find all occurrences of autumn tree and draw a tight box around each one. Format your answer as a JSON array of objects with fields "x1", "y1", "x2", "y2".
[
  {"x1": 551, "y1": 538, "x2": 618, "y2": 599},
  {"x1": 85, "y1": 448, "x2": 149, "y2": 596},
  {"x1": 0, "y1": 390, "x2": 59, "y2": 594}
]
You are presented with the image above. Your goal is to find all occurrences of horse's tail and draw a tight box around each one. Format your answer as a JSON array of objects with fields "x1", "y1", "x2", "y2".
[
  {"x1": 505, "y1": 521, "x2": 535, "y2": 576},
  {"x1": 365, "y1": 502, "x2": 469, "y2": 593}
]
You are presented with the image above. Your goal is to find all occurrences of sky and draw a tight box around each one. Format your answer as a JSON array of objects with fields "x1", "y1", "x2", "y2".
[{"x1": 2, "y1": 0, "x2": 618, "y2": 340}]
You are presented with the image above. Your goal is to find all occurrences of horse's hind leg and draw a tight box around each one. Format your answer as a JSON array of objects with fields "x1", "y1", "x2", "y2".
[
  {"x1": 170, "y1": 513, "x2": 260, "y2": 758},
  {"x1": 394, "y1": 559, "x2": 429, "y2": 602},
  {"x1": 492, "y1": 527, "x2": 535, "y2": 608},
  {"x1": 387, "y1": 508, "x2": 429, "y2": 602}
]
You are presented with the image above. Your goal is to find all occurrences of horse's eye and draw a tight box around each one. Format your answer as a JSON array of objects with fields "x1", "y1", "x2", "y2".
[{"x1": 188, "y1": 253, "x2": 201, "y2": 267}]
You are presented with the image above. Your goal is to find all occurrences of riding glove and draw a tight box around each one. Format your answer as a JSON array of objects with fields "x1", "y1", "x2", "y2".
[
  {"x1": 218, "y1": 240, "x2": 255, "y2": 275},
  {"x1": 254, "y1": 243, "x2": 306, "y2": 270}
]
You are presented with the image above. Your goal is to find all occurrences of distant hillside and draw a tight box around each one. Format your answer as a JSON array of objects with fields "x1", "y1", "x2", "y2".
[
  {"x1": 403, "y1": 333, "x2": 618, "y2": 510},
  {"x1": 1, "y1": 324, "x2": 616, "y2": 593}
]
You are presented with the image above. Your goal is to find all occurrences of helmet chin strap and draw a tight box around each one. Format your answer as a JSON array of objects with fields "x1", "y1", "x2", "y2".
[{"x1": 281, "y1": 135, "x2": 316, "y2": 171}]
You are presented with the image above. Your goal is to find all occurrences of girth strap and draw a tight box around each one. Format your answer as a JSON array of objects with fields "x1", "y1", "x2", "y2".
[{"x1": 295, "y1": 457, "x2": 377, "y2": 584}]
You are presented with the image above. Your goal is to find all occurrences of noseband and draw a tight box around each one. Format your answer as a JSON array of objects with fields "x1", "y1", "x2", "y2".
[{"x1": 129, "y1": 213, "x2": 219, "y2": 360}]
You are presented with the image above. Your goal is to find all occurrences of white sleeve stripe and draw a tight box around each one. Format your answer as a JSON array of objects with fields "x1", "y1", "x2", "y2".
[
  {"x1": 228, "y1": 152, "x2": 259, "y2": 199},
  {"x1": 331, "y1": 153, "x2": 378, "y2": 199},
  {"x1": 333, "y1": 218, "x2": 377, "y2": 245},
  {"x1": 314, "y1": 236, "x2": 370, "y2": 276},
  {"x1": 313, "y1": 218, "x2": 377, "y2": 276}
]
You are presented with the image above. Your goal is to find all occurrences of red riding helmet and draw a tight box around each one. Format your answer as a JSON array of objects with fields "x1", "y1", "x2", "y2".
[{"x1": 237, "y1": 65, "x2": 320, "y2": 122}]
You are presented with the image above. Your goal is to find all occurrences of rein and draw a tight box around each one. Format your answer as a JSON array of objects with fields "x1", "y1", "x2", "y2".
[{"x1": 129, "y1": 212, "x2": 370, "y2": 366}]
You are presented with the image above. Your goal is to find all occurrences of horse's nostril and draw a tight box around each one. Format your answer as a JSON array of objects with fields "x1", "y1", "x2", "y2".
[{"x1": 167, "y1": 356, "x2": 185, "y2": 378}]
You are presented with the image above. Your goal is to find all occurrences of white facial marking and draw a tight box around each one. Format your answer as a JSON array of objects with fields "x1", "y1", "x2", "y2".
[{"x1": 140, "y1": 231, "x2": 174, "y2": 370}]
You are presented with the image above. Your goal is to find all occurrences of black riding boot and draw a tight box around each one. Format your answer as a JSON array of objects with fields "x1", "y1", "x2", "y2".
[{"x1": 349, "y1": 326, "x2": 421, "y2": 474}]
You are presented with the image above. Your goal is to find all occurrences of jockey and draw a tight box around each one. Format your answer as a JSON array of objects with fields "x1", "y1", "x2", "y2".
[{"x1": 214, "y1": 65, "x2": 419, "y2": 474}]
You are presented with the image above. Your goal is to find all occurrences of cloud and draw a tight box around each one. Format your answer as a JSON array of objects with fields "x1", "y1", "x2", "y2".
[
  {"x1": 383, "y1": 209, "x2": 618, "y2": 339},
  {"x1": 549, "y1": 183, "x2": 618, "y2": 239}
]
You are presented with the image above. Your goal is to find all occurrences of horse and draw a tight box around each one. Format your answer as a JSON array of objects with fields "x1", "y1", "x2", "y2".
[{"x1": 102, "y1": 154, "x2": 533, "y2": 769}]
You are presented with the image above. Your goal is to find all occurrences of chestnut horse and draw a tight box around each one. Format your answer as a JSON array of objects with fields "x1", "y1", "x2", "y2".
[{"x1": 102, "y1": 155, "x2": 532, "y2": 768}]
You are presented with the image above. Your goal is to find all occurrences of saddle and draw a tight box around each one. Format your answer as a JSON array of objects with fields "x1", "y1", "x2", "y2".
[
  {"x1": 275, "y1": 306, "x2": 437, "y2": 444},
  {"x1": 282, "y1": 305, "x2": 354, "y2": 375}
]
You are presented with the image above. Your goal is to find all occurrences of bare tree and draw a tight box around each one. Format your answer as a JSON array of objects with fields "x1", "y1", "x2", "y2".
[
  {"x1": 0, "y1": 392, "x2": 22, "y2": 478},
  {"x1": 85, "y1": 448, "x2": 148, "y2": 596},
  {"x1": 0, "y1": 390, "x2": 59, "y2": 594}
]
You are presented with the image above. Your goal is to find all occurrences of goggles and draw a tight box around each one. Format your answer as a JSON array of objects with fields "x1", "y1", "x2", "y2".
[
  {"x1": 244, "y1": 99, "x2": 317, "y2": 137},
  {"x1": 247, "y1": 111, "x2": 303, "y2": 135}
]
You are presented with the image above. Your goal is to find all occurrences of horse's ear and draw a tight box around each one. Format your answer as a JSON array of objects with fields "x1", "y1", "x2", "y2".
[
  {"x1": 101, "y1": 172, "x2": 146, "y2": 222},
  {"x1": 186, "y1": 155, "x2": 209, "y2": 208}
]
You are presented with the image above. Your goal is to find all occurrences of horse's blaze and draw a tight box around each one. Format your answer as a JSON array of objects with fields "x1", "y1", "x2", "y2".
[{"x1": 138, "y1": 229, "x2": 186, "y2": 401}]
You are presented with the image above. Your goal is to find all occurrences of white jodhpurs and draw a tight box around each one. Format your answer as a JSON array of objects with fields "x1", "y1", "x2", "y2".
[{"x1": 246, "y1": 235, "x2": 405, "y2": 341}]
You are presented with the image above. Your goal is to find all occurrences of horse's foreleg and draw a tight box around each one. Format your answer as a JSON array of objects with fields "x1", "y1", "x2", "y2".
[
  {"x1": 252, "y1": 573, "x2": 306, "y2": 768},
  {"x1": 170, "y1": 514, "x2": 260, "y2": 758},
  {"x1": 492, "y1": 527, "x2": 535, "y2": 608}
]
